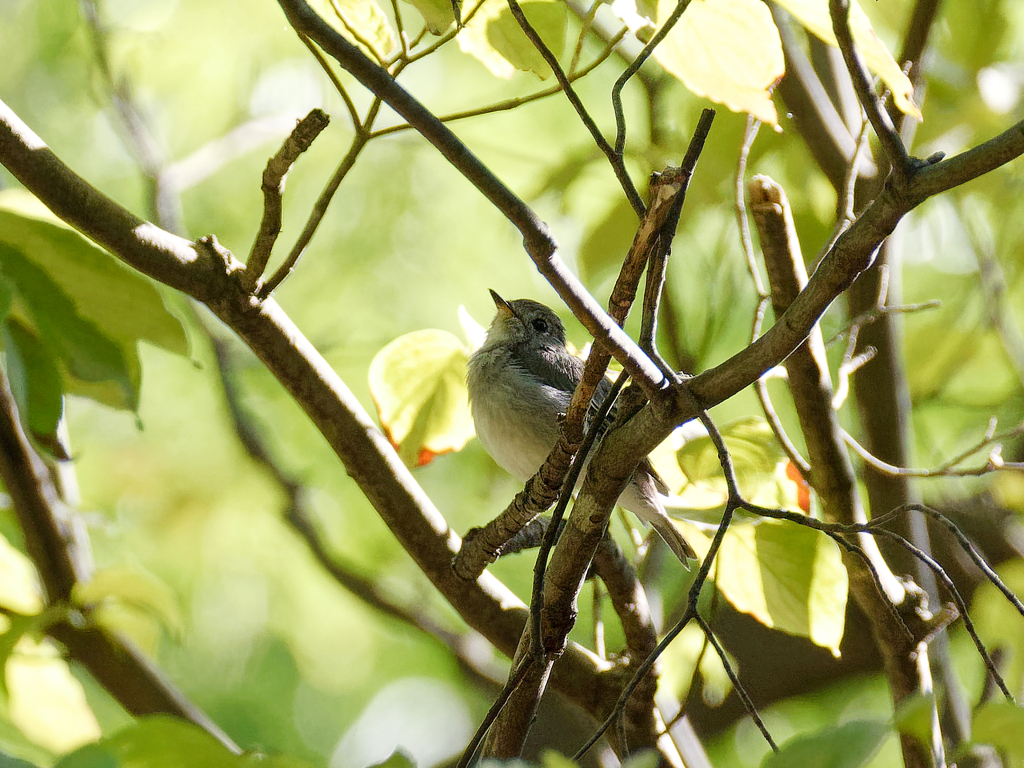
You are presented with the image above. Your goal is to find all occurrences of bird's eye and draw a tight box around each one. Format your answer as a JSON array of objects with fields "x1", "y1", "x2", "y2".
[{"x1": 531, "y1": 318, "x2": 549, "y2": 334}]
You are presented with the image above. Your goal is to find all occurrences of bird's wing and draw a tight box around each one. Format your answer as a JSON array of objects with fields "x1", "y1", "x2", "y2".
[{"x1": 517, "y1": 343, "x2": 584, "y2": 395}]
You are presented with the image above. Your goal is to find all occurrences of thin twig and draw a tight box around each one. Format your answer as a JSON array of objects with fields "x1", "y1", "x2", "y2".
[
  {"x1": 300, "y1": 33, "x2": 361, "y2": 127},
  {"x1": 871, "y1": 527, "x2": 1014, "y2": 701},
  {"x1": 505, "y1": 0, "x2": 645, "y2": 215},
  {"x1": 370, "y1": 28, "x2": 628, "y2": 139},
  {"x1": 611, "y1": 0, "x2": 692, "y2": 159},
  {"x1": 576, "y1": 387, "x2": 748, "y2": 759},
  {"x1": 259, "y1": 99, "x2": 382, "y2": 298},
  {"x1": 455, "y1": 656, "x2": 536, "y2": 768},
  {"x1": 569, "y1": 0, "x2": 602, "y2": 75},
  {"x1": 843, "y1": 421, "x2": 1024, "y2": 478},
  {"x1": 243, "y1": 109, "x2": 330, "y2": 292},
  {"x1": 693, "y1": 613, "x2": 777, "y2": 750},
  {"x1": 531, "y1": 374, "x2": 627, "y2": 657},
  {"x1": 828, "y1": 0, "x2": 913, "y2": 181}
]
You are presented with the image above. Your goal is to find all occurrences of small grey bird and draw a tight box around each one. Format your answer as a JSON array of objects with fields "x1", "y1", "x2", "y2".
[{"x1": 467, "y1": 290, "x2": 697, "y2": 566}]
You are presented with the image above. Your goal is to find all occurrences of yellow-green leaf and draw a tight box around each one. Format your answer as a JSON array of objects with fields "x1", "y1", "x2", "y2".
[
  {"x1": 653, "y1": 0, "x2": 784, "y2": 125},
  {"x1": 308, "y1": 0, "x2": 396, "y2": 61},
  {"x1": 762, "y1": 721, "x2": 890, "y2": 768},
  {"x1": 73, "y1": 565, "x2": 183, "y2": 640},
  {"x1": 369, "y1": 329, "x2": 475, "y2": 467},
  {"x1": 0, "y1": 535, "x2": 43, "y2": 617},
  {"x1": 676, "y1": 417, "x2": 787, "y2": 500},
  {"x1": 8, "y1": 641, "x2": 101, "y2": 754},
  {"x1": 774, "y1": 0, "x2": 921, "y2": 119},
  {"x1": 459, "y1": 0, "x2": 567, "y2": 80},
  {"x1": 972, "y1": 702, "x2": 1024, "y2": 757},
  {"x1": 691, "y1": 520, "x2": 848, "y2": 655},
  {"x1": 401, "y1": 0, "x2": 456, "y2": 35}
]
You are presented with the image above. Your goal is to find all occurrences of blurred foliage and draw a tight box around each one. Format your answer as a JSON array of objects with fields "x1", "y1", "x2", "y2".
[{"x1": 0, "y1": 0, "x2": 1023, "y2": 766}]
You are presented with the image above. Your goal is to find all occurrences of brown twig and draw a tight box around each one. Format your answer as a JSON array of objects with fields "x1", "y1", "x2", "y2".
[{"x1": 243, "y1": 109, "x2": 330, "y2": 292}]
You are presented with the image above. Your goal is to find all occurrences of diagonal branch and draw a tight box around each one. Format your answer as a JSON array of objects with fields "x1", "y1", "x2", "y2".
[{"x1": 275, "y1": 0, "x2": 667, "y2": 395}]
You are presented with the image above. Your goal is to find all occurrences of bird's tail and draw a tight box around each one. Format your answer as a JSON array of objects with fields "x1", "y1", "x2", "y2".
[{"x1": 648, "y1": 514, "x2": 697, "y2": 570}]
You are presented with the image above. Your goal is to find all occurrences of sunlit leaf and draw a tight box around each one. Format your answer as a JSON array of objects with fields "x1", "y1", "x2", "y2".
[
  {"x1": 369, "y1": 329, "x2": 475, "y2": 467},
  {"x1": 762, "y1": 720, "x2": 891, "y2": 768},
  {"x1": 0, "y1": 535, "x2": 43, "y2": 617},
  {"x1": 689, "y1": 520, "x2": 848, "y2": 654},
  {"x1": 7, "y1": 641, "x2": 101, "y2": 754},
  {"x1": 653, "y1": 0, "x2": 784, "y2": 125},
  {"x1": 73, "y1": 565, "x2": 184, "y2": 640},
  {"x1": 459, "y1": 0, "x2": 567, "y2": 79},
  {"x1": 774, "y1": 0, "x2": 921, "y2": 119},
  {"x1": 308, "y1": 0, "x2": 396, "y2": 61},
  {"x1": 971, "y1": 702, "x2": 1024, "y2": 756},
  {"x1": 400, "y1": 0, "x2": 455, "y2": 34},
  {"x1": 676, "y1": 416, "x2": 787, "y2": 500},
  {"x1": 0, "y1": 608, "x2": 64, "y2": 701}
]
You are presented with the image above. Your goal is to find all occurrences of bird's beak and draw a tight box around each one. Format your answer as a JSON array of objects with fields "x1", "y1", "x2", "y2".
[{"x1": 489, "y1": 289, "x2": 514, "y2": 318}]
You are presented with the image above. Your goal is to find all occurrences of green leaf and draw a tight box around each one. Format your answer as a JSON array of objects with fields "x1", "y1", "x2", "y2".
[
  {"x1": 540, "y1": 751, "x2": 579, "y2": 768},
  {"x1": 620, "y1": 751, "x2": 659, "y2": 768},
  {"x1": 400, "y1": 0, "x2": 455, "y2": 34},
  {"x1": 0, "y1": 244, "x2": 135, "y2": 410},
  {"x1": 0, "y1": 751, "x2": 46, "y2": 768},
  {"x1": 696, "y1": 520, "x2": 848, "y2": 654},
  {"x1": 56, "y1": 715, "x2": 317, "y2": 768},
  {"x1": 0, "y1": 607, "x2": 64, "y2": 701},
  {"x1": 0, "y1": 191, "x2": 188, "y2": 358},
  {"x1": 73, "y1": 565, "x2": 183, "y2": 639},
  {"x1": 676, "y1": 417, "x2": 787, "y2": 500},
  {"x1": 52, "y1": 744, "x2": 117, "y2": 768},
  {"x1": 367, "y1": 750, "x2": 416, "y2": 768},
  {"x1": 657, "y1": 623, "x2": 733, "y2": 705},
  {"x1": 307, "y1": 0, "x2": 396, "y2": 60},
  {"x1": 459, "y1": 0, "x2": 566, "y2": 80},
  {"x1": 486, "y1": 0, "x2": 567, "y2": 79},
  {"x1": 368, "y1": 329, "x2": 475, "y2": 467},
  {"x1": 2, "y1": 318, "x2": 65, "y2": 455},
  {"x1": 761, "y1": 721, "x2": 891, "y2": 768},
  {"x1": 893, "y1": 692, "x2": 935, "y2": 752},
  {"x1": 969, "y1": 561, "x2": 1024, "y2": 691},
  {"x1": 971, "y1": 702, "x2": 1024, "y2": 756}
]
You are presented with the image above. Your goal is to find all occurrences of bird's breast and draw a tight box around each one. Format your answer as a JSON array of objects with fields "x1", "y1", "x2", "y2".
[{"x1": 467, "y1": 347, "x2": 567, "y2": 481}]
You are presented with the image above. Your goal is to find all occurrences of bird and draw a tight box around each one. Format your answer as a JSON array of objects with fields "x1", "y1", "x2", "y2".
[{"x1": 466, "y1": 290, "x2": 697, "y2": 566}]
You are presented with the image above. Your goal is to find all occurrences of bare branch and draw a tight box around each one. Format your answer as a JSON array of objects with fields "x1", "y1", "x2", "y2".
[{"x1": 243, "y1": 109, "x2": 330, "y2": 292}]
